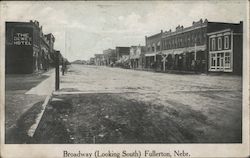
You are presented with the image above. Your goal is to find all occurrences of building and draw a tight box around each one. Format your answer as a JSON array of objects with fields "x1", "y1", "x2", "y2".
[
  {"x1": 145, "y1": 19, "x2": 243, "y2": 74},
  {"x1": 115, "y1": 47, "x2": 130, "y2": 68},
  {"x1": 39, "y1": 31, "x2": 50, "y2": 71},
  {"x1": 88, "y1": 57, "x2": 95, "y2": 65},
  {"x1": 45, "y1": 33, "x2": 56, "y2": 66},
  {"x1": 130, "y1": 45, "x2": 146, "y2": 69},
  {"x1": 5, "y1": 20, "x2": 56, "y2": 74},
  {"x1": 207, "y1": 23, "x2": 243, "y2": 75},
  {"x1": 145, "y1": 31, "x2": 163, "y2": 71},
  {"x1": 160, "y1": 19, "x2": 207, "y2": 72},
  {"x1": 94, "y1": 54, "x2": 105, "y2": 66},
  {"x1": 103, "y1": 48, "x2": 116, "y2": 66},
  {"x1": 115, "y1": 47, "x2": 130, "y2": 62}
]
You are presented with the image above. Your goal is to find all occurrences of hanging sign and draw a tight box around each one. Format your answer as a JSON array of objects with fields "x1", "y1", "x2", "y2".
[{"x1": 13, "y1": 33, "x2": 32, "y2": 46}]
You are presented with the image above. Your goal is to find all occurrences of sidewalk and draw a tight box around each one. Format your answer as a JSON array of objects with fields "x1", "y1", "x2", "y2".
[{"x1": 5, "y1": 69, "x2": 55, "y2": 143}]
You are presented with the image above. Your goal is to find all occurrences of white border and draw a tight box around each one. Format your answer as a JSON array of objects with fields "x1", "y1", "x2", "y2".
[{"x1": 0, "y1": 1, "x2": 249, "y2": 158}]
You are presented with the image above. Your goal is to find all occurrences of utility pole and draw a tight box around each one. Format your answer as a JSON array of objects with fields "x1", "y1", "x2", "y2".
[
  {"x1": 194, "y1": 42, "x2": 197, "y2": 61},
  {"x1": 55, "y1": 50, "x2": 60, "y2": 91}
]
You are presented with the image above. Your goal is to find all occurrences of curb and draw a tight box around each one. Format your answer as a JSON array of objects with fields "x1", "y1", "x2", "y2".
[{"x1": 27, "y1": 92, "x2": 53, "y2": 137}]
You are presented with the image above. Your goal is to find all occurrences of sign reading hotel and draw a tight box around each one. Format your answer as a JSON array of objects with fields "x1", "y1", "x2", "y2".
[{"x1": 13, "y1": 33, "x2": 32, "y2": 46}]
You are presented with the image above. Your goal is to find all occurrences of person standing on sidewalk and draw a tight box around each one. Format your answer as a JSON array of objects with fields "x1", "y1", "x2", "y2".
[{"x1": 62, "y1": 60, "x2": 67, "y2": 75}]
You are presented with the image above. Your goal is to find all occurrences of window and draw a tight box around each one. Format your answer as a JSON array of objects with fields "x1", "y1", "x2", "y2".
[
  {"x1": 225, "y1": 52, "x2": 231, "y2": 68},
  {"x1": 224, "y1": 36, "x2": 229, "y2": 49},
  {"x1": 6, "y1": 28, "x2": 13, "y2": 45},
  {"x1": 210, "y1": 53, "x2": 216, "y2": 69},
  {"x1": 218, "y1": 37, "x2": 222, "y2": 50},
  {"x1": 147, "y1": 46, "x2": 151, "y2": 51},
  {"x1": 157, "y1": 42, "x2": 160, "y2": 51},
  {"x1": 211, "y1": 38, "x2": 216, "y2": 51},
  {"x1": 210, "y1": 52, "x2": 232, "y2": 72}
]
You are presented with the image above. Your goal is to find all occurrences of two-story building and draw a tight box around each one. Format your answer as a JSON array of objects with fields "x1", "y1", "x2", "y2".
[
  {"x1": 130, "y1": 45, "x2": 146, "y2": 69},
  {"x1": 45, "y1": 33, "x2": 56, "y2": 66},
  {"x1": 103, "y1": 48, "x2": 116, "y2": 66},
  {"x1": 6, "y1": 20, "x2": 56, "y2": 74},
  {"x1": 145, "y1": 31, "x2": 163, "y2": 70},
  {"x1": 145, "y1": 19, "x2": 243, "y2": 74},
  {"x1": 207, "y1": 22, "x2": 243, "y2": 74},
  {"x1": 5, "y1": 20, "x2": 56, "y2": 74},
  {"x1": 160, "y1": 19, "x2": 207, "y2": 72}
]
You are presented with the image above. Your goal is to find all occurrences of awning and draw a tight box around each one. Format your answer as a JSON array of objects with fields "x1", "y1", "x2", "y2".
[
  {"x1": 145, "y1": 52, "x2": 157, "y2": 57},
  {"x1": 161, "y1": 45, "x2": 206, "y2": 55},
  {"x1": 130, "y1": 54, "x2": 140, "y2": 59},
  {"x1": 117, "y1": 55, "x2": 130, "y2": 63}
]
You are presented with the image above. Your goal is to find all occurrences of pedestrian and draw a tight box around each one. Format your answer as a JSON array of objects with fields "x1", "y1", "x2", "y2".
[{"x1": 62, "y1": 61, "x2": 67, "y2": 75}]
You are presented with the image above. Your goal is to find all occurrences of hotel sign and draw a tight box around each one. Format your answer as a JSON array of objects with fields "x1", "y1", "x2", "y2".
[{"x1": 13, "y1": 33, "x2": 32, "y2": 46}]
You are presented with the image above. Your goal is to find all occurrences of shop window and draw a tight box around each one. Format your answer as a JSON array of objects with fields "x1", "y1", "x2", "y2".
[
  {"x1": 225, "y1": 52, "x2": 231, "y2": 68},
  {"x1": 218, "y1": 37, "x2": 222, "y2": 50},
  {"x1": 224, "y1": 36, "x2": 229, "y2": 49},
  {"x1": 210, "y1": 53, "x2": 216, "y2": 69}
]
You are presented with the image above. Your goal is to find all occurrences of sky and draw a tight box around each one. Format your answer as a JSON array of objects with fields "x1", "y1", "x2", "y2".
[{"x1": 1, "y1": 1, "x2": 247, "y2": 62}]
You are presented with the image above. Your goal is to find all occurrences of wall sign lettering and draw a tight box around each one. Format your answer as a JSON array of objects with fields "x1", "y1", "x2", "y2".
[{"x1": 13, "y1": 33, "x2": 32, "y2": 45}]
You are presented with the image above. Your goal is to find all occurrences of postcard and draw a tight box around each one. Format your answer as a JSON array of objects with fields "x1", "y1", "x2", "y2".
[{"x1": 0, "y1": 1, "x2": 249, "y2": 158}]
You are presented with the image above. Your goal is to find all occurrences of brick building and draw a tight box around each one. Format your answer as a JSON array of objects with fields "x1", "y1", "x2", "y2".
[
  {"x1": 130, "y1": 45, "x2": 146, "y2": 69},
  {"x1": 5, "y1": 20, "x2": 56, "y2": 74},
  {"x1": 145, "y1": 31, "x2": 163, "y2": 71},
  {"x1": 207, "y1": 23, "x2": 243, "y2": 75},
  {"x1": 145, "y1": 19, "x2": 243, "y2": 74}
]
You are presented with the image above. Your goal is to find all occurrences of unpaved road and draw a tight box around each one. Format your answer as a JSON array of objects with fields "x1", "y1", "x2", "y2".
[{"x1": 34, "y1": 64, "x2": 242, "y2": 143}]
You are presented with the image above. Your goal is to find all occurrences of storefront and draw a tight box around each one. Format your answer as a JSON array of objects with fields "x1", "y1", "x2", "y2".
[
  {"x1": 207, "y1": 29, "x2": 236, "y2": 73},
  {"x1": 145, "y1": 53, "x2": 156, "y2": 70},
  {"x1": 209, "y1": 51, "x2": 233, "y2": 72}
]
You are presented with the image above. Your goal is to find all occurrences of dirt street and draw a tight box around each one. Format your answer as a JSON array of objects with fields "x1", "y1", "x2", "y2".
[{"x1": 34, "y1": 64, "x2": 242, "y2": 143}]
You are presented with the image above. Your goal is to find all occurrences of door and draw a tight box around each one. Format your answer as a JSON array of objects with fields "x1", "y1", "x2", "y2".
[{"x1": 216, "y1": 53, "x2": 224, "y2": 71}]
